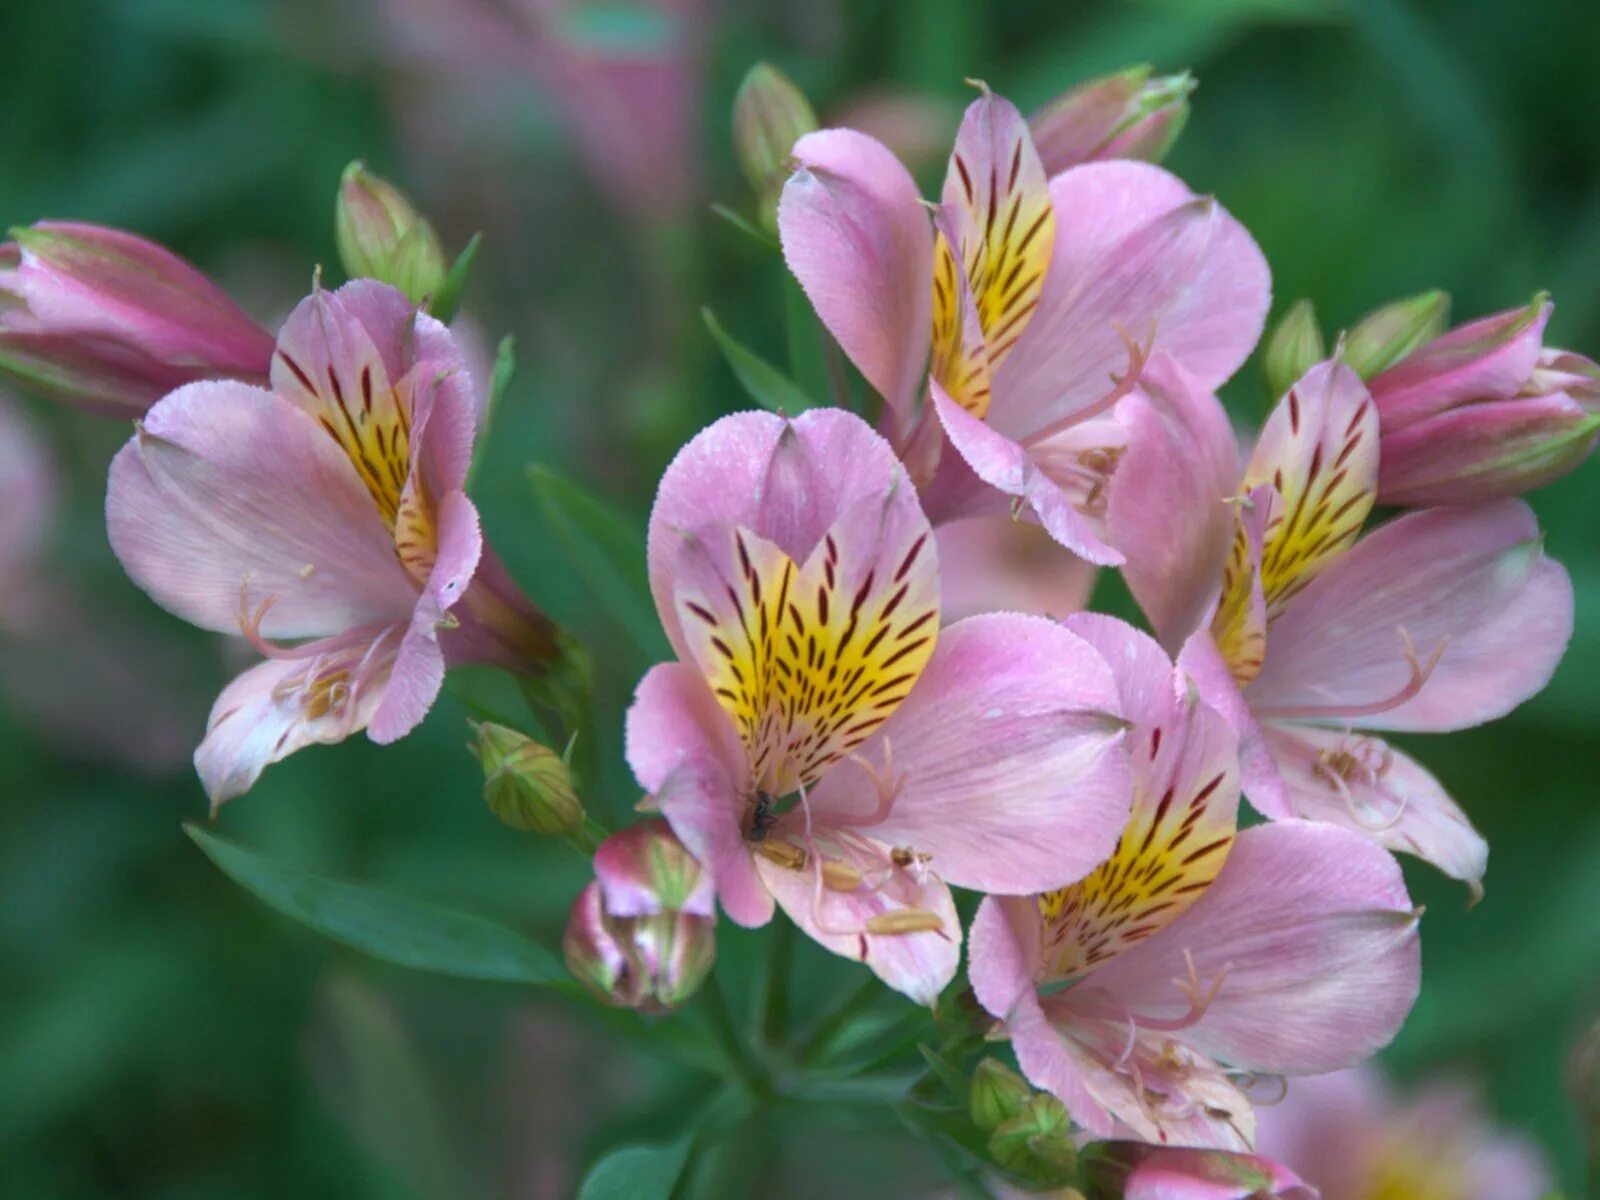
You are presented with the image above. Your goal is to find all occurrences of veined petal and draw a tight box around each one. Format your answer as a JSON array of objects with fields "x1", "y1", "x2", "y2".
[
  {"x1": 647, "y1": 409, "x2": 917, "y2": 657},
  {"x1": 779, "y1": 129, "x2": 934, "y2": 427},
  {"x1": 932, "y1": 378, "x2": 1122, "y2": 564},
  {"x1": 1039, "y1": 615, "x2": 1240, "y2": 979},
  {"x1": 808, "y1": 613, "x2": 1130, "y2": 895},
  {"x1": 1246, "y1": 501, "x2": 1573, "y2": 732},
  {"x1": 1086, "y1": 821, "x2": 1421, "y2": 1076},
  {"x1": 659, "y1": 753, "x2": 776, "y2": 929},
  {"x1": 1178, "y1": 631, "x2": 1290, "y2": 820},
  {"x1": 991, "y1": 162, "x2": 1267, "y2": 441},
  {"x1": 929, "y1": 204, "x2": 993, "y2": 419},
  {"x1": 368, "y1": 489, "x2": 481, "y2": 744},
  {"x1": 940, "y1": 89, "x2": 1055, "y2": 378},
  {"x1": 271, "y1": 282, "x2": 417, "y2": 529},
  {"x1": 670, "y1": 478, "x2": 939, "y2": 795},
  {"x1": 196, "y1": 638, "x2": 397, "y2": 809},
  {"x1": 1107, "y1": 354, "x2": 1241, "y2": 648},
  {"x1": 1262, "y1": 724, "x2": 1487, "y2": 897},
  {"x1": 1243, "y1": 361, "x2": 1378, "y2": 617},
  {"x1": 106, "y1": 381, "x2": 415, "y2": 639},
  {"x1": 1208, "y1": 484, "x2": 1272, "y2": 689},
  {"x1": 755, "y1": 838, "x2": 960, "y2": 1006},
  {"x1": 625, "y1": 661, "x2": 749, "y2": 795}
]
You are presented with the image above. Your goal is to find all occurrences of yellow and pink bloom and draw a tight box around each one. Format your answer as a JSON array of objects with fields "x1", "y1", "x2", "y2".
[
  {"x1": 626, "y1": 408, "x2": 1135, "y2": 1003},
  {"x1": 106, "y1": 279, "x2": 558, "y2": 806},
  {"x1": 968, "y1": 615, "x2": 1421, "y2": 1148}
]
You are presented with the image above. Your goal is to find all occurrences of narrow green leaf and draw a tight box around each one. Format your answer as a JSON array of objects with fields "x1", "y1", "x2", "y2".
[
  {"x1": 429, "y1": 231, "x2": 482, "y2": 324},
  {"x1": 528, "y1": 465, "x2": 666, "y2": 659},
  {"x1": 709, "y1": 202, "x2": 779, "y2": 250},
  {"x1": 703, "y1": 308, "x2": 815, "y2": 414},
  {"x1": 465, "y1": 334, "x2": 516, "y2": 490},
  {"x1": 577, "y1": 1136, "x2": 692, "y2": 1200},
  {"x1": 185, "y1": 825, "x2": 568, "y2": 986}
]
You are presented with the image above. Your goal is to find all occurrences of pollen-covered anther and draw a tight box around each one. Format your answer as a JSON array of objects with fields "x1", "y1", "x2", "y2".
[
  {"x1": 820, "y1": 859, "x2": 864, "y2": 891},
  {"x1": 754, "y1": 839, "x2": 808, "y2": 871},
  {"x1": 864, "y1": 908, "x2": 945, "y2": 936}
]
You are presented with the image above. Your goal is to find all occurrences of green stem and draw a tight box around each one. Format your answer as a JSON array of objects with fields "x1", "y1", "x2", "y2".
[
  {"x1": 799, "y1": 972, "x2": 885, "y2": 1064},
  {"x1": 699, "y1": 975, "x2": 766, "y2": 1097},
  {"x1": 564, "y1": 816, "x2": 608, "y2": 859},
  {"x1": 756, "y1": 916, "x2": 794, "y2": 1046}
]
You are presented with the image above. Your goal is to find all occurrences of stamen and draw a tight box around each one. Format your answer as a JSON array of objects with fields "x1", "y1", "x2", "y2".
[
  {"x1": 1253, "y1": 627, "x2": 1447, "y2": 721},
  {"x1": 864, "y1": 909, "x2": 945, "y2": 935},
  {"x1": 1019, "y1": 321, "x2": 1151, "y2": 449},
  {"x1": 833, "y1": 738, "x2": 907, "y2": 827}
]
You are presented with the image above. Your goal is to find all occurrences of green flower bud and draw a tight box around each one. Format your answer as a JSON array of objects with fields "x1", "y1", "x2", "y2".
[
  {"x1": 968, "y1": 1058, "x2": 1033, "y2": 1133},
  {"x1": 1263, "y1": 298, "x2": 1325, "y2": 401},
  {"x1": 732, "y1": 62, "x2": 818, "y2": 234},
  {"x1": 1343, "y1": 289, "x2": 1451, "y2": 379},
  {"x1": 986, "y1": 1093, "x2": 1077, "y2": 1186},
  {"x1": 335, "y1": 161, "x2": 448, "y2": 306},
  {"x1": 468, "y1": 722, "x2": 583, "y2": 836}
]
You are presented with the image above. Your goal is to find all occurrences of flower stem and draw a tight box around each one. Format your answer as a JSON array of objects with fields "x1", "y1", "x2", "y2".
[
  {"x1": 756, "y1": 916, "x2": 794, "y2": 1046},
  {"x1": 699, "y1": 974, "x2": 767, "y2": 1097}
]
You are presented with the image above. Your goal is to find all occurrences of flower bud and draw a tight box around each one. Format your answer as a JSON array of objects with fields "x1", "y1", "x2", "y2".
[
  {"x1": 1080, "y1": 1143, "x2": 1316, "y2": 1200},
  {"x1": 0, "y1": 222, "x2": 273, "y2": 416},
  {"x1": 1371, "y1": 296, "x2": 1600, "y2": 505},
  {"x1": 468, "y1": 722, "x2": 583, "y2": 836},
  {"x1": 335, "y1": 162, "x2": 449, "y2": 306},
  {"x1": 1262, "y1": 298, "x2": 1325, "y2": 401},
  {"x1": 986, "y1": 1093, "x2": 1077, "y2": 1186},
  {"x1": 1030, "y1": 65, "x2": 1193, "y2": 175},
  {"x1": 968, "y1": 1058, "x2": 1033, "y2": 1133},
  {"x1": 563, "y1": 821, "x2": 716, "y2": 1013},
  {"x1": 732, "y1": 62, "x2": 818, "y2": 233},
  {"x1": 1342, "y1": 288, "x2": 1451, "y2": 379}
]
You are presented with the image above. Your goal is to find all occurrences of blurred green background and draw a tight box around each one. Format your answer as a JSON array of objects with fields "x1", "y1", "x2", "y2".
[{"x1": 2, "y1": 0, "x2": 1598, "y2": 1195}]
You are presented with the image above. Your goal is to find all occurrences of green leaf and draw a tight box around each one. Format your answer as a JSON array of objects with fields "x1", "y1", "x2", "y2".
[
  {"x1": 466, "y1": 334, "x2": 516, "y2": 490},
  {"x1": 429, "y1": 232, "x2": 482, "y2": 325},
  {"x1": 528, "y1": 465, "x2": 666, "y2": 660},
  {"x1": 710, "y1": 203, "x2": 778, "y2": 250},
  {"x1": 703, "y1": 308, "x2": 816, "y2": 414},
  {"x1": 185, "y1": 825, "x2": 568, "y2": 986},
  {"x1": 577, "y1": 1136, "x2": 693, "y2": 1200}
]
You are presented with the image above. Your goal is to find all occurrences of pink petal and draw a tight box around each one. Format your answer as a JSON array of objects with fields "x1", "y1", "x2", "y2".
[
  {"x1": 1085, "y1": 821, "x2": 1421, "y2": 1075},
  {"x1": 1246, "y1": 501, "x2": 1573, "y2": 732},
  {"x1": 757, "y1": 839, "x2": 960, "y2": 1005},
  {"x1": 933, "y1": 515, "x2": 1096, "y2": 622},
  {"x1": 270, "y1": 279, "x2": 415, "y2": 408},
  {"x1": 808, "y1": 613, "x2": 1131, "y2": 895},
  {"x1": 196, "y1": 642, "x2": 396, "y2": 809},
  {"x1": 368, "y1": 490, "x2": 481, "y2": 744},
  {"x1": 1106, "y1": 355, "x2": 1241, "y2": 647},
  {"x1": 1262, "y1": 723, "x2": 1487, "y2": 897},
  {"x1": 778, "y1": 129, "x2": 933, "y2": 429},
  {"x1": 1369, "y1": 300, "x2": 1550, "y2": 431},
  {"x1": 646, "y1": 408, "x2": 916, "y2": 657},
  {"x1": 658, "y1": 754, "x2": 776, "y2": 929},
  {"x1": 408, "y1": 309, "x2": 479, "y2": 495},
  {"x1": 106, "y1": 382, "x2": 415, "y2": 639},
  {"x1": 1178, "y1": 631, "x2": 1290, "y2": 819},
  {"x1": 991, "y1": 162, "x2": 1268, "y2": 440},
  {"x1": 968, "y1": 894, "x2": 1043, "y2": 1022},
  {"x1": 932, "y1": 377, "x2": 1122, "y2": 564}
]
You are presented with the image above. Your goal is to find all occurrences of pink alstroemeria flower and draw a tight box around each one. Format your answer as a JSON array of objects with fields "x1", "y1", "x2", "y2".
[
  {"x1": 625, "y1": 409, "x2": 1134, "y2": 1004},
  {"x1": 107, "y1": 280, "x2": 558, "y2": 807},
  {"x1": 0, "y1": 222, "x2": 273, "y2": 417},
  {"x1": 1081, "y1": 1141, "x2": 1316, "y2": 1200},
  {"x1": 1369, "y1": 296, "x2": 1600, "y2": 506},
  {"x1": 778, "y1": 86, "x2": 1268, "y2": 561},
  {"x1": 1119, "y1": 359, "x2": 1574, "y2": 897},
  {"x1": 969, "y1": 613, "x2": 1421, "y2": 1148},
  {"x1": 1256, "y1": 1068, "x2": 1552, "y2": 1200}
]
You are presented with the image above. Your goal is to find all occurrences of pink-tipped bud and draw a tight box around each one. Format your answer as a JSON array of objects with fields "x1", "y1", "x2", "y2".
[
  {"x1": 1030, "y1": 65, "x2": 1194, "y2": 175},
  {"x1": 335, "y1": 162, "x2": 448, "y2": 306},
  {"x1": 1080, "y1": 1143, "x2": 1316, "y2": 1200},
  {"x1": 0, "y1": 222, "x2": 273, "y2": 416},
  {"x1": 732, "y1": 62, "x2": 818, "y2": 234},
  {"x1": 1370, "y1": 295, "x2": 1600, "y2": 505},
  {"x1": 562, "y1": 821, "x2": 716, "y2": 1013}
]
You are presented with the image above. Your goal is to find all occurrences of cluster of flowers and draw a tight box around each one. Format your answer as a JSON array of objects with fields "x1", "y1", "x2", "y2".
[{"x1": 2, "y1": 63, "x2": 1586, "y2": 1198}]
